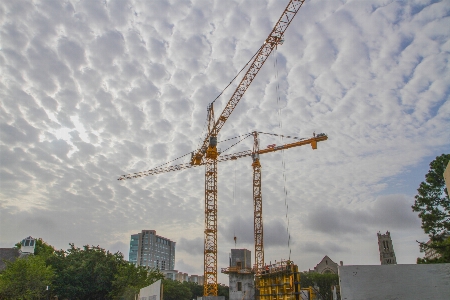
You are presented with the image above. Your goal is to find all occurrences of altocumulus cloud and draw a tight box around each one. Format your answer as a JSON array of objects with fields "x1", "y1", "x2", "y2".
[{"x1": 0, "y1": 0, "x2": 449, "y2": 283}]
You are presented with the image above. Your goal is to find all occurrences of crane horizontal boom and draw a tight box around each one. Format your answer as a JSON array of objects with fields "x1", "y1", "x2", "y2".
[
  {"x1": 117, "y1": 1, "x2": 309, "y2": 296},
  {"x1": 118, "y1": 133, "x2": 327, "y2": 180},
  {"x1": 191, "y1": 0, "x2": 306, "y2": 165}
]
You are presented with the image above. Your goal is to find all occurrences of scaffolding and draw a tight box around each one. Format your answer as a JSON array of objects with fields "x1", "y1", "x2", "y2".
[{"x1": 257, "y1": 260, "x2": 301, "y2": 300}]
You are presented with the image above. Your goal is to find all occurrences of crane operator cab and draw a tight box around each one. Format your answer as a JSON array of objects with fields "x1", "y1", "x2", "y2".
[{"x1": 206, "y1": 136, "x2": 218, "y2": 160}]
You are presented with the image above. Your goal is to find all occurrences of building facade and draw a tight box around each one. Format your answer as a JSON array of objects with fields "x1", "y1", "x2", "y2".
[
  {"x1": 160, "y1": 269, "x2": 204, "y2": 285},
  {"x1": 444, "y1": 161, "x2": 450, "y2": 192},
  {"x1": 129, "y1": 230, "x2": 175, "y2": 270},
  {"x1": 20, "y1": 236, "x2": 36, "y2": 254},
  {"x1": 222, "y1": 249, "x2": 254, "y2": 300},
  {"x1": 311, "y1": 255, "x2": 339, "y2": 274},
  {"x1": 377, "y1": 231, "x2": 397, "y2": 264}
]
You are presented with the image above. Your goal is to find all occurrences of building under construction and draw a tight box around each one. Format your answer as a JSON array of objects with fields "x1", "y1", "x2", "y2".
[
  {"x1": 222, "y1": 249, "x2": 255, "y2": 300},
  {"x1": 222, "y1": 251, "x2": 304, "y2": 300},
  {"x1": 258, "y1": 260, "x2": 301, "y2": 300}
]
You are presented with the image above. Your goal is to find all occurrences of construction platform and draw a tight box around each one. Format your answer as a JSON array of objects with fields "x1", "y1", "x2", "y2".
[{"x1": 257, "y1": 260, "x2": 301, "y2": 300}]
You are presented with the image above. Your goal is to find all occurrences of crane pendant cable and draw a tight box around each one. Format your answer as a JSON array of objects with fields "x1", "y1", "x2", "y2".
[{"x1": 273, "y1": 48, "x2": 292, "y2": 260}]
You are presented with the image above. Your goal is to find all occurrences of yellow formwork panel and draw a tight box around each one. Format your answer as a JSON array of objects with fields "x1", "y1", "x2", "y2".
[{"x1": 257, "y1": 261, "x2": 301, "y2": 300}]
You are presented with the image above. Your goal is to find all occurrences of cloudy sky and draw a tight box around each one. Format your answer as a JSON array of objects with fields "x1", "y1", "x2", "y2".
[{"x1": 1, "y1": 0, "x2": 449, "y2": 284}]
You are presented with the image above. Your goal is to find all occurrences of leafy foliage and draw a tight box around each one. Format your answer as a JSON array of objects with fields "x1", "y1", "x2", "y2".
[
  {"x1": 300, "y1": 272, "x2": 339, "y2": 300},
  {"x1": 412, "y1": 154, "x2": 450, "y2": 263},
  {"x1": 218, "y1": 283, "x2": 229, "y2": 299},
  {"x1": 416, "y1": 236, "x2": 450, "y2": 264},
  {"x1": 162, "y1": 280, "x2": 229, "y2": 300},
  {"x1": 111, "y1": 261, "x2": 164, "y2": 299},
  {"x1": 162, "y1": 279, "x2": 192, "y2": 300},
  {"x1": 48, "y1": 244, "x2": 163, "y2": 300},
  {"x1": 33, "y1": 238, "x2": 55, "y2": 258},
  {"x1": 183, "y1": 281, "x2": 203, "y2": 298},
  {"x1": 0, "y1": 255, "x2": 54, "y2": 299},
  {"x1": 2, "y1": 240, "x2": 163, "y2": 300}
]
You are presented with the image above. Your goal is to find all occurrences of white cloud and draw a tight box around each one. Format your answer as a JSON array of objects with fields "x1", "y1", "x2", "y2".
[{"x1": 0, "y1": 0, "x2": 449, "y2": 285}]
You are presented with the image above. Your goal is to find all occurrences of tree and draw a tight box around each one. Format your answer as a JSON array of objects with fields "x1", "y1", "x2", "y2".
[
  {"x1": 183, "y1": 281, "x2": 203, "y2": 298},
  {"x1": 218, "y1": 283, "x2": 229, "y2": 300},
  {"x1": 111, "y1": 261, "x2": 164, "y2": 300},
  {"x1": 34, "y1": 238, "x2": 55, "y2": 259},
  {"x1": 412, "y1": 154, "x2": 450, "y2": 263},
  {"x1": 0, "y1": 255, "x2": 54, "y2": 299},
  {"x1": 162, "y1": 279, "x2": 192, "y2": 300},
  {"x1": 4, "y1": 239, "x2": 162, "y2": 299},
  {"x1": 300, "y1": 272, "x2": 339, "y2": 300},
  {"x1": 48, "y1": 244, "x2": 162, "y2": 300}
]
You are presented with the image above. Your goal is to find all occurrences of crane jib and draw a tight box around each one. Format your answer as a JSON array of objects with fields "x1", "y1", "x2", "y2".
[
  {"x1": 119, "y1": 1, "x2": 308, "y2": 296},
  {"x1": 193, "y1": 0, "x2": 306, "y2": 164}
]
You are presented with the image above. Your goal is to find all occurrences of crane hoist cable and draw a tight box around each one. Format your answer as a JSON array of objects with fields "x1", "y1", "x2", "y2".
[
  {"x1": 195, "y1": 46, "x2": 263, "y2": 151},
  {"x1": 272, "y1": 47, "x2": 292, "y2": 261},
  {"x1": 211, "y1": 45, "x2": 264, "y2": 106},
  {"x1": 119, "y1": 1, "x2": 308, "y2": 296}
]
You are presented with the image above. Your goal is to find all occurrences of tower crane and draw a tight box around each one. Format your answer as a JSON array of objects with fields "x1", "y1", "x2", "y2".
[
  {"x1": 250, "y1": 131, "x2": 327, "y2": 277},
  {"x1": 119, "y1": 132, "x2": 328, "y2": 278},
  {"x1": 118, "y1": 133, "x2": 327, "y2": 179},
  {"x1": 119, "y1": 0, "x2": 307, "y2": 296}
]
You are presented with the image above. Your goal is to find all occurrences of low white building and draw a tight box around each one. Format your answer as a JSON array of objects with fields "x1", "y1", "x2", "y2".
[{"x1": 338, "y1": 264, "x2": 450, "y2": 300}]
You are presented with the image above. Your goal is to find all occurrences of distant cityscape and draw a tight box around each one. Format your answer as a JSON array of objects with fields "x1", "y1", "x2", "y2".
[{"x1": 1, "y1": 227, "x2": 448, "y2": 300}]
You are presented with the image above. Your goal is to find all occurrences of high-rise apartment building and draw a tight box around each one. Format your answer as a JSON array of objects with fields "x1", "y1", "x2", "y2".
[{"x1": 129, "y1": 230, "x2": 175, "y2": 270}]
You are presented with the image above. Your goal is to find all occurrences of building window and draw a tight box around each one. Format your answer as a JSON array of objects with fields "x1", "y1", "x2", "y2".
[{"x1": 237, "y1": 282, "x2": 242, "y2": 291}]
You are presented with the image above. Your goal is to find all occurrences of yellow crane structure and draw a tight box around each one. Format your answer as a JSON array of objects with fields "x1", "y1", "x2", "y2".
[
  {"x1": 119, "y1": 0, "x2": 307, "y2": 296},
  {"x1": 118, "y1": 132, "x2": 328, "y2": 285},
  {"x1": 249, "y1": 132, "x2": 327, "y2": 277}
]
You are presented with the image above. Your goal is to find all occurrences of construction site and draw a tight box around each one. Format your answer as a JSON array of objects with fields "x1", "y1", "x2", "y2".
[
  {"x1": 119, "y1": 0, "x2": 328, "y2": 299},
  {"x1": 116, "y1": 1, "x2": 450, "y2": 299}
]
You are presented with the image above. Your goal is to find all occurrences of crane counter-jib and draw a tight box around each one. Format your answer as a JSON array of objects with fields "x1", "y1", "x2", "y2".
[{"x1": 117, "y1": 134, "x2": 327, "y2": 180}]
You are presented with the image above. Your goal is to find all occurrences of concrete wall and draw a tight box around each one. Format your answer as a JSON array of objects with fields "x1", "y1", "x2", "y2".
[
  {"x1": 338, "y1": 264, "x2": 450, "y2": 300},
  {"x1": 230, "y1": 249, "x2": 251, "y2": 269},
  {"x1": 138, "y1": 279, "x2": 161, "y2": 300},
  {"x1": 229, "y1": 273, "x2": 255, "y2": 300}
]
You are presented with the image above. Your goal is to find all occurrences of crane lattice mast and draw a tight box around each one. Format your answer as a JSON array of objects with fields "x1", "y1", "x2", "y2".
[
  {"x1": 192, "y1": 1, "x2": 306, "y2": 295},
  {"x1": 119, "y1": 133, "x2": 328, "y2": 281},
  {"x1": 252, "y1": 132, "x2": 264, "y2": 276},
  {"x1": 119, "y1": 0, "x2": 307, "y2": 296}
]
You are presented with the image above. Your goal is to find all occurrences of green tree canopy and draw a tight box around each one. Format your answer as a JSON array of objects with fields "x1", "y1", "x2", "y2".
[
  {"x1": 3, "y1": 240, "x2": 163, "y2": 299},
  {"x1": 412, "y1": 154, "x2": 450, "y2": 263},
  {"x1": 162, "y1": 279, "x2": 193, "y2": 300},
  {"x1": 34, "y1": 238, "x2": 55, "y2": 258},
  {"x1": 162, "y1": 280, "x2": 229, "y2": 300},
  {"x1": 218, "y1": 283, "x2": 229, "y2": 299},
  {"x1": 0, "y1": 255, "x2": 54, "y2": 299},
  {"x1": 300, "y1": 272, "x2": 339, "y2": 300},
  {"x1": 111, "y1": 260, "x2": 164, "y2": 299},
  {"x1": 47, "y1": 244, "x2": 163, "y2": 300}
]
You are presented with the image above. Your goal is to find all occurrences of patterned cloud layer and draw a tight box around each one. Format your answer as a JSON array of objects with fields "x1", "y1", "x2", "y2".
[{"x1": 1, "y1": 0, "x2": 449, "y2": 281}]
